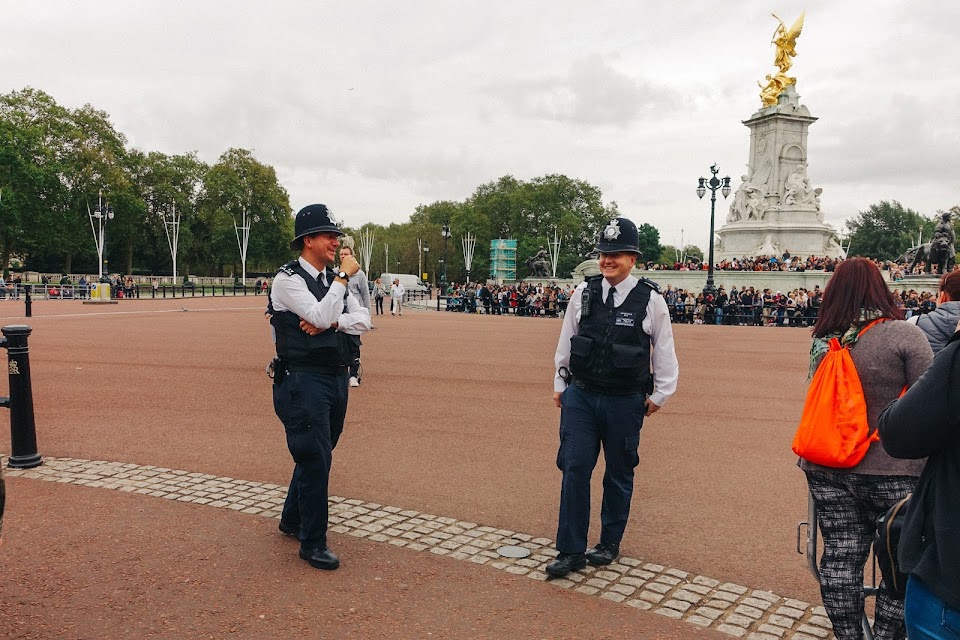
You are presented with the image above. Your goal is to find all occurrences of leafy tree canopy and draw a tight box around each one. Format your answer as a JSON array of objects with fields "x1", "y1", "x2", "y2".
[{"x1": 845, "y1": 200, "x2": 932, "y2": 261}]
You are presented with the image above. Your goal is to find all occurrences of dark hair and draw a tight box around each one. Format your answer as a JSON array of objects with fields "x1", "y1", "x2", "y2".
[
  {"x1": 813, "y1": 257, "x2": 903, "y2": 337},
  {"x1": 939, "y1": 270, "x2": 960, "y2": 301}
]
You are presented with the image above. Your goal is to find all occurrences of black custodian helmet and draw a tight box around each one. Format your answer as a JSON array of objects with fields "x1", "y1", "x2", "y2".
[
  {"x1": 597, "y1": 217, "x2": 642, "y2": 256},
  {"x1": 291, "y1": 204, "x2": 343, "y2": 250}
]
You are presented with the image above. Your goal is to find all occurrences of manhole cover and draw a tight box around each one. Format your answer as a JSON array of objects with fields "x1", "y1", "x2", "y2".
[{"x1": 496, "y1": 545, "x2": 531, "y2": 558}]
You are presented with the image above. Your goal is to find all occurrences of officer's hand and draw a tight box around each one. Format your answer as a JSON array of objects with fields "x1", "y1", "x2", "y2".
[
  {"x1": 644, "y1": 398, "x2": 660, "y2": 417},
  {"x1": 553, "y1": 392, "x2": 562, "y2": 408},
  {"x1": 299, "y1": 319, "x2": 322, "y2": 336},
  {"x1": 340, "y1": 255, "x2": 361, "y2": 277}
]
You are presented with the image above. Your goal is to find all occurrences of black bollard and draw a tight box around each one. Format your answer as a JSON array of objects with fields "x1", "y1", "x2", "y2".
[
  {"x1": 25, "y1": 289, "x2": 32, "y2": 318},
  {"x1": 1, "y1": 325, "x2": 42, "y2": 468}
]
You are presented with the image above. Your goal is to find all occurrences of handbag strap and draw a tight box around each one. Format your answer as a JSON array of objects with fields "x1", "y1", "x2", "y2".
[{"x1": 857, "y1": 317, "x2": 886, "y2": 338}]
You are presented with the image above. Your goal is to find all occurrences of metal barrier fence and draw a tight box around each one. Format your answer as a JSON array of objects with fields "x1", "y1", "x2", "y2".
[
  {"x1": 670, "y1": 305, "x2": 820, "y2": 326},
  {"x1": 1, "y1": 283, "x2": 270, "y2": 301}
]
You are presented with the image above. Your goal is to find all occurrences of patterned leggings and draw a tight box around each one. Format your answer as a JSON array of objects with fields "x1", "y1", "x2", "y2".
[{"x1": 805, "y1": 471, "x2": 916, "y2": 640}]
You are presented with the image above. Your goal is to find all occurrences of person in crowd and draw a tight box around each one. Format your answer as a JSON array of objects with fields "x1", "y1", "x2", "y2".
[
  {"x1": 268, "y1": 203, "x2": 371, "y2": 571},
  {"x1": 338, "y1": 245, "x2": 369, "y2": 388},
  {"x1": 480, "y1": 284, "x2": 493, "y2": 314},
  {"x1": 878, "y1": 318, "x2": 960, "y2": 640},
  {"x1": 904, "y1": 290, "x2": 920, "y2": 319},
  {"x1": 910, "y1": 270, "x2": 960, "y2": 353},
  {"x1": 390, "y1": 278, "x2": 405, "y2": 316},
  {"x1": 547, "y1": 217, "x2": 679, "y2": 578},
  {"x1": 373, "y1": 278, "x2": 387, "y2": 315},
  {"x1": 800, "y1": 257, "x2": 932, "y2": 640}
]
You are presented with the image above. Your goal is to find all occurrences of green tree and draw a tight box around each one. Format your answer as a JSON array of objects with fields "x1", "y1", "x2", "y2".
[
  {"x1": 636, "y1": 223, "x2": 661, "y2": 264},
  {"x1": 845, "y1": 201, "x2": 929, "y2": 261},
  {"x1": 0, "y1": 88, "x2": 76, "y2": 273},
  {"x1": 657, "y1": 245, "x2": 679, "y2": 266},
  {"x1": 465, "y1": 174, "x2": 616, "y2": 280},
  {"x1": 658, "y1": 244, "x2": 704, "y2": 264},
  {"x1": 683, "y1": 245, "x2": 704, "y2": 262},
  {"x1": 60, "y1": 102, "x2": 130, "y2": 274},
  {"x1": 194, "y1": 148, "x2": 292, "y2": 277},
  {"x1": 124, "y1": 150, "x2": 208, "y2": 275}
]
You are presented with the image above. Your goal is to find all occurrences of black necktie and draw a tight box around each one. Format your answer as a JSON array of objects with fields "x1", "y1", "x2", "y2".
[
  {"x1": 318, "y1": 272, "x2": 328, "y2": 287},
  {"x1": 605, "y1": 287, "x2": 616, "y2": 311}
]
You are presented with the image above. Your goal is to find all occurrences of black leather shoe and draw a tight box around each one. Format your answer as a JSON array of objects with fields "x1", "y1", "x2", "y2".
[
  {"x1": 278, "y1": 521, "x2": 299, "y2": 537},
  {"x1": 299, "y1": 546, "x2": 340, "y2": 570},
  {"x1": 586, "y1": 542, "x2": 620, "y2": 566},
  {"x1": 545, "y1": 552, "x2": 586, "y2": 578}
]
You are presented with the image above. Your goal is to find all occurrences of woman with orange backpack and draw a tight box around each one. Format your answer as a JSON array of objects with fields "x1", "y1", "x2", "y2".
[{"x1": 798, "y1": 258, "x2": 932, "y2": 640}]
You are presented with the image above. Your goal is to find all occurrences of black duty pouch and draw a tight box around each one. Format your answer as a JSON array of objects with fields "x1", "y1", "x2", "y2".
[
  {"x1": 875, "y1": 494, "x2": 911, "y2": 599},
  {"x1": 569, "y1": 335, "x2": 594, "y2": 364},
  {"x1": 268, "y1": 357, "x2": 287, "y2": 386},
  {"x1": 611, "y1": 343, "x2": 644, "y2": 370}
]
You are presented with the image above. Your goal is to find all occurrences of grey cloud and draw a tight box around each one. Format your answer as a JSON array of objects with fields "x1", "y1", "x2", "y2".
[{"x1": 491, "y1": 54, "x2": 680, "y2": 126}]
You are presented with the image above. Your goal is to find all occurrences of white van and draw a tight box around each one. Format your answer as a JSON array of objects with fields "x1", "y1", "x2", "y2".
[{"x1": 378, "y1": 273, "x2": 430, "y2": 295}]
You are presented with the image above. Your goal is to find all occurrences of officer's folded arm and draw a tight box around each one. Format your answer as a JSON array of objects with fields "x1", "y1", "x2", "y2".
[
  {"x1": 337, "y1": 292, "x2": 372, "y2": 333},
  {"x1": 274, "y1": 275, "x2": 348, "y2": 331}
]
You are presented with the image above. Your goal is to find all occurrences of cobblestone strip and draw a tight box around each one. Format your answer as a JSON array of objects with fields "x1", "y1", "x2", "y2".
[{"x1": 4, "y1": 456, "x2": 836, "y2": 639}]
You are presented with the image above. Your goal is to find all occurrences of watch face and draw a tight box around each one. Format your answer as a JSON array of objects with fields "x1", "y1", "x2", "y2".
[{"x1": 338, "y1": 271, "x2": 348, "y2": 279}]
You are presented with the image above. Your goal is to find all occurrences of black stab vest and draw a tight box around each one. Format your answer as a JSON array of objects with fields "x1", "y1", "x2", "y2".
[
  {"x1": 569, "y1": 276, "x2": 653, "y2": 394},
  {"x1": 269, "y1": 261, "x2": 351, "y2": 368}
]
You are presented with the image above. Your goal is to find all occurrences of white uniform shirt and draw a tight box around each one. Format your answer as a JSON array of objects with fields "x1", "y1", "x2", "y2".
[
  {"x1": 391, "y1": 283, "x2": 405, "y2": 299},
  {"x1": 270, "y1": 257, "x2": 371, "y2": 336},
  {"x1": 553, "y1": 275, "x2": 679, "y2": 407}
]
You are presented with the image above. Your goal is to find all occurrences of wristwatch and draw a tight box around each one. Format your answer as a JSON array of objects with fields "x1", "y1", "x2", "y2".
[{"x1": 336, "y1": 271, "x2": 348, "y2": 280}]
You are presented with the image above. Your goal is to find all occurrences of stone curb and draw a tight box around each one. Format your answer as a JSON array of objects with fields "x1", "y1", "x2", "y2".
[{"x1": 3, "y1": 455, "x2": 836, "y2": 639}]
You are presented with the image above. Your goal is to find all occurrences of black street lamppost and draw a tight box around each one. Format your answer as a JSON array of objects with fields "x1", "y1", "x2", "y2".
[
  {"x1": 441, "y1": 222, "x2": 451, "y2": 290},
  {"x1": 422, "y1": 242, "x2": 430, "y2": 289},
  {"x1": 696, "y1": 164, "x2": 731, "y2": 297}
]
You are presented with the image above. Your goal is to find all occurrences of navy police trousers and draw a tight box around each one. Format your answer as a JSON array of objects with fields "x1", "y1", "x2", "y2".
[
  {"x1": 274, "y1": 371, "x2": 348, "y2": 551},
  {"x1": 556, "y1": 384, "x2": 645, "y2": 554}
]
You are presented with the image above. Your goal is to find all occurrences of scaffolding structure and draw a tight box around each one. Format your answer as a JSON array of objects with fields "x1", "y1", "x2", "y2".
[{"x1": 489, "y1": 239, "x2": 517, "y2": 282}]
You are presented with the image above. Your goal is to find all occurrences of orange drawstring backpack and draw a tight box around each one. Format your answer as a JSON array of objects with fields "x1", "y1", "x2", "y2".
[{"x1": 792, "y1": 319, "x2": 885, "y2": 467}]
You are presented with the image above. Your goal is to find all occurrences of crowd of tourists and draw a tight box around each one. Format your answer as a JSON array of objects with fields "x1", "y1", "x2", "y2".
[
  {"x1": 440, "y1": 282, "x2": 574, "y2": 317},
  {"x1": 650, "y1": 253, "x2": 844, "y2": 272},
  {"x1": 433, "y1": 277, "x2": 952, "y2": 331}
]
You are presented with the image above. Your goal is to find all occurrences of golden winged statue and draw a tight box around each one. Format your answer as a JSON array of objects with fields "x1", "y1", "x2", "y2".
[
  {"x1": 771, "y1": 11, "x2": 805, "y2": 73},
  {"x1": 758, "y1": 72, "x2": 795, "y2": 107},
  {"x1": 758, "y1": 11, "x2": 805, "y2": 106}
]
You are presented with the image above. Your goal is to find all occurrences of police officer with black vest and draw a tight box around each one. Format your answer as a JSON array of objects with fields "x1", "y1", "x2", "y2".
[
  {"x1": 269, "y1": 204, "x2": 371, "y2": 571},
  {"x1": 547, "y1": 217, "x2": 679, "y2": 578}
]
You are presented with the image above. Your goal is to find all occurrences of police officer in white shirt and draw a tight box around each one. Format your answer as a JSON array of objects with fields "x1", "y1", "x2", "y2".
[
  {"x1": 268, "y1": 204, "x2": 371, "y2": 571},
  {"x1": 547, "y1": 217, "x2": 679, "y2": 578}
]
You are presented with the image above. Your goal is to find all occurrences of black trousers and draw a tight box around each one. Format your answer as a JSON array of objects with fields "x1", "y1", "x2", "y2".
[
  {"x1": 375, "y1": 296, "x2": 384, "y2": 315},
  {"x1": 556, "y1": 384, "x2": 645, "y2": 553},
  {"x1": 348, "y1": 335, "x2": 361, "y2": 380},
  {"x1": 275, "y1": 371, "x2": 349, "y2": 550}
]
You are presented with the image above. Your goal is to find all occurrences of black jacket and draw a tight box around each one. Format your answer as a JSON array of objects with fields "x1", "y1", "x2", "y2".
[{"x1": 878, "y1": 332, "x2": 960, "y2": 610}]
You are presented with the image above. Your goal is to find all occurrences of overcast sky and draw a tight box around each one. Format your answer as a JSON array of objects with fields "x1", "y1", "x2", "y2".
[{"x1": 2, "y1": 1, "x2": 957, "y2": 252}]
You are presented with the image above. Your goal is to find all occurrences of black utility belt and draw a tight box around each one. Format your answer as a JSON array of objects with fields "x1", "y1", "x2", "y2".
[
  {"x1": 572, "y1": 378, "x2": 642, "y2": 397},
  {"x1": 286, "y1": 364, "x2": 349, "y2": 375}
]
